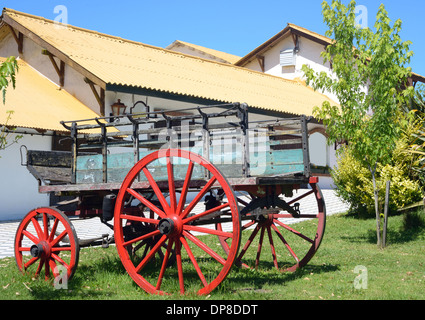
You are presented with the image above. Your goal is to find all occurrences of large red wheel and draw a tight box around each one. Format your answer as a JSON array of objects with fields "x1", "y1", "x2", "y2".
[
  {"x1": 114, "y1": 149, "x2": 241, "y2": 295},
  {"x1": 218, "y1": 181, "x2": 325, "y2": 272},
  {"x1": 14, "y1": 207, "x2": 79, "y2": 282}
]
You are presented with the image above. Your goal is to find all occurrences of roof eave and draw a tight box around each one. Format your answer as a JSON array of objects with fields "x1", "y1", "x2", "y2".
[
  {"x1": 234, "y1": 24, "x2": 333, "y2": 67},
  {"x1": 1, "y1": 10, "x2": 107, "y2": 89}
]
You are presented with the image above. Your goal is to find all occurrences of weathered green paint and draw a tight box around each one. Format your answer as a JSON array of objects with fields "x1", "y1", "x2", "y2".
[{"x1": 75, "y1": 144, "x2": 304, "y2": 184}]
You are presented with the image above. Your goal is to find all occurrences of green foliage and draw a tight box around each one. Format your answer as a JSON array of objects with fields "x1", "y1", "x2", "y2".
[
  {"x1": 302, "y1": 0, "x2": 413, "y2": 168},
  {"x1": 0, "y1": 56, "x2": 20, "y2": 154},
  {"x1": 402, "y1": 84, "x2": 425, "y2": 186},
  {"x1": 302, "y1": 0, "x2": 415, "y2": 246},
  {"x1": 0, "y1": 56, "x2": 19, "y2": 104},
  {"x1": 332, "y1": 144, "x2": 423, "y2": 216}
]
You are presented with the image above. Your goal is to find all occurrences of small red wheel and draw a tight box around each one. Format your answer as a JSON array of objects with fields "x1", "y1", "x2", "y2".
[
  {"x1": 218, "y1": 182, "x2": 325, "y2": 272},
  {"x1": 14, "y1": 207, "x2": 80, "y2": 281},
  {"x1": 114, "y1": 149, "x2": 241, "y2": 295}
]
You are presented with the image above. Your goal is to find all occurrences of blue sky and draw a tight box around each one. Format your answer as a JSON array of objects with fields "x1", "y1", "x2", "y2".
[{"x1": 2, "y1": 0, "x2": 424, "y2": 76}]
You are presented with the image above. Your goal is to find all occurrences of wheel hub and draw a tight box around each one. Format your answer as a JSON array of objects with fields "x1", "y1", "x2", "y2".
[
  {"x1": 30, "y1": 243, "x2": 44, "y2": 257},
  {"x1": 30, "y1": 241, "x2": 50, "y2": 258},
  {"x1": 158, "y1": 218, "x2": 175, "y2": 235}
]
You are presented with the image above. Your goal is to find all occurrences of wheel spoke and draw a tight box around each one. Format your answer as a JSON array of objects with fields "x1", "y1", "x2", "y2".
[
  {"x1": 267, "y1": 226, "x2": 278, "y2": 269},
  {"x1": 50, "y1": 230, "x2": 68, "y2": 247},
  {"x1": 183, "y1": 231, "x2": 226, "y2": 265},
  {"x1": 241, "y1": 220, "x2": 256, "y2": 231},
  {"x1": 167, "y1": 157, "x2": 177, "y2": 211},
  {"x1": 31, "y1": 217, "x2": 44, "y2": 240},
  {"x1": 52, "y1": 246, "x2": 72, "y2": 252},
  {"x1": 51, "y1": 253, "x2": 70, "y2": 270},
  {"x1": 22, "y1": 230, "x2": 39, "y2": 244},
  {"x1": 24, "y1": 256, "x2": 39, "y2": 269},
  {"x1": 274, "y1": 219, "x2": 314, "y2": 244},
  {"x1": 255, "y1": 227, "x2": 265, "y2": 269},
  {"x1": 181, "y1": 176, "x2": 217, "y2": 219},
  {"x1": 48, "y1": 218, "x2": 59, "y2": 242},
  {"x1": 142, "y1": 167, "x2": 170, "y2": 214},
  {"x1": 183, "y1": 203, "x2": 229, "y2": 224},
  {"x1": 237, "y1": 224, "x2": 260, "y2": 263},
  {"x1": 176, "y1": 161, "x2": 194, "y2": 215},
  {"x1": 175, "y1": 240, "x2": 185, "y2": 294},
  {"x1": 35, "y1": 258, "x2": 43, "y2": 275},
  {"x1": 49, "y1": 258, "x2": 60, "y2": 279},
  {"x1": 155, "y1": 239, "x2": 173, "y2": 291},
  {"x1": 180, "y1": 236, "x2": 208, "y2": 287},
  {"x1": 135, "y1": 235, "x2": 167, "y2": 273},
  {"x1": 126, "y1": 188, "x2": 166, "y2": 219},
  {"x1": 119, "y1": 214, "x2": 159, "y2": 225},
  {"x1": 271, "y1": 224, "x2": 299, "y2": 263},
  {"x1": 122, "y1": 229, "x2": 161, "y2": 247},
  {"x1": 44, "y1": 259, "x2": 50, "y2": 280},
  {"x1": 184, "y1": 225, "x2": 233, "y2": 239},
  {"x1": 43, "y1": 213, "x2": 49, "y2": 239}
]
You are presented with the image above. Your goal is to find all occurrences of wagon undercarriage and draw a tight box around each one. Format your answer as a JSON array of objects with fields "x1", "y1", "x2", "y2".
[{"x1": 15, "y1": 102, "x2": 326, "y2": 295}]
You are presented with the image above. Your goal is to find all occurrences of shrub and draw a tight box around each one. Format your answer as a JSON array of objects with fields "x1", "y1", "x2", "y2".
[{"x1": 331, "y1": 144, "x2": 423, "y2": 216}]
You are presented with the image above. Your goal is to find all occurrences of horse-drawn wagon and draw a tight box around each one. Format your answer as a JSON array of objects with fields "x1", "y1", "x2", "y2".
[{"x1": 14, "y1": 102, "x2": 325, "y2": 295}]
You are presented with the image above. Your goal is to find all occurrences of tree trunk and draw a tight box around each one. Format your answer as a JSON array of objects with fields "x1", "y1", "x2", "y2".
[
  {"x1": 369, "y1": 163, "x2": 381, "y2": 247},
  {"x1": 382, "y1": 180, "x2": 390, "y2": 248}
]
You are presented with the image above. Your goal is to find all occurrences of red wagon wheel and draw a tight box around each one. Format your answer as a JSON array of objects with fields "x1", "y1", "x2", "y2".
[
  {"x1": 218, "y1": 181, "x2": 325, "y2": 272},
  {"x1": 114, "y1": 149, "x2": 241, "y2": 295},
  {"x1": 14, "y1": 207, "x2": 79, "y2": 282}
]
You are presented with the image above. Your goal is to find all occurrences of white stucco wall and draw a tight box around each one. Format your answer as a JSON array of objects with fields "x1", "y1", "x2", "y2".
[
  {"x1": 0, "y1": 132, "x2": 52, "y2": 220},
  {"x1": 243, "y1": 34, "x2": 346, "y2": 190}
]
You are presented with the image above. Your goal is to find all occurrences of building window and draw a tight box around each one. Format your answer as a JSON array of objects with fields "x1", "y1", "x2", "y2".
[{"x1": 280, "y1": 49, "x2": 296, "y2": 67}]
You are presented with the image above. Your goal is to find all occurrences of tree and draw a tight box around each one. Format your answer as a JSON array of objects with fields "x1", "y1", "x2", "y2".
[
  {"x1": 0, "y1": 56, "x2": 20, "y2": 153},
  {"x1": 302, "y1": 0, "x2": 414, "y2": 247}
]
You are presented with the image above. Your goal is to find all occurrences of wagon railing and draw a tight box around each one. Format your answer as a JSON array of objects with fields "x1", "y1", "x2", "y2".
[{"x1": 58, "y1": 102, "x2": 311, "y2": 187}]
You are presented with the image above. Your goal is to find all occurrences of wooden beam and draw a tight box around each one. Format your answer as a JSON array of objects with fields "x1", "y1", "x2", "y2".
[
  {"x1": 85, "y1": 78, "x2": 105, "y2": 116},
  {"x1": 3, "y1": 15, "x2": 106, "y2": 89},
  {"x1": 291, "y1": 33, "x2": 298, "y2": 47},
  {"x1": 256, "y1": 55, "x2": 265, "y2": 72},
  {"x1": 43, "y1": 50, "x2": 65, "y2": 87},
  {"x1": 7, "y1": 25, "x2": 23, "y2": 54}
]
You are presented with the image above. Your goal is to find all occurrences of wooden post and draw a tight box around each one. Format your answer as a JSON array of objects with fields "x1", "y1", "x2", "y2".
[
  {"x1": 70, "y1": 122, "x2": 77, "y2": 184},
  {"x1": 382, "y1": 180, "x2": 390, "y2": 248}
]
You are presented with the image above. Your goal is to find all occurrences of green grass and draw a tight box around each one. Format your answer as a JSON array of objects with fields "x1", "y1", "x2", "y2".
[{"x1": 1, "y1": 210, "x2": 424, "y2": 300}]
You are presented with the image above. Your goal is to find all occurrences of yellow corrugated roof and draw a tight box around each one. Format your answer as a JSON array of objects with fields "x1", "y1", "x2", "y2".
[
  {"x1": 2, "y1": 9, "x2": 338, "y2": 116},
  {"x1": 0, "y1": 57, "x2": 101, "y2": 132},
  {"x1": 167, "y1": 40, "x2": 242, "y2": 64}
]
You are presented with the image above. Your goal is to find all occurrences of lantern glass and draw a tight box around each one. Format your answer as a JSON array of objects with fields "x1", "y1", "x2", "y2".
[{"x1": 111, "y1": 99, "x2": 127, "y2": 116}]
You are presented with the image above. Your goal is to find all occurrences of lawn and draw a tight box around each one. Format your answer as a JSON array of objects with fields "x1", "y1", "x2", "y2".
[{"x1": 1, "y1": 210, "x2": 424, "y2": 301}]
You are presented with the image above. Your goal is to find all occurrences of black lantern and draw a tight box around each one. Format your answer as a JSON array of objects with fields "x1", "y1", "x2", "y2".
[{"x1": 110, "y1": 99, "x2": 127, "y2": 121}]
